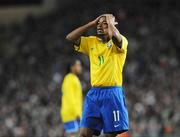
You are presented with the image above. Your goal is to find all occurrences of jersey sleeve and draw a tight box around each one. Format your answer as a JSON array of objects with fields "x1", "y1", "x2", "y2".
[
  {"x1": 74, "y1": 36, "x2": 90, "y2": 55},
  {"x1": 116, "y1": 35, "x2": 128, "y2": 53}
]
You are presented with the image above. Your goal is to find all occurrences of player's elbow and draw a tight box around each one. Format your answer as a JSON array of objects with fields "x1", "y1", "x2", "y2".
[
  {"x1": 65, "y1": 34, "x2": 72, "y2": 42},
  {"x1": 66, "y1": 34, "x2": 79, "y2": 45}
]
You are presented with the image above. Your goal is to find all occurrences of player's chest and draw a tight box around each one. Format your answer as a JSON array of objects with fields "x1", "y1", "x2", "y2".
[
  {"x1": 89, "y1": 42, "x2": 113, "y2": 56},
  {"x1": 89, "y1": 42, "x2": 115, "y2": 66}
]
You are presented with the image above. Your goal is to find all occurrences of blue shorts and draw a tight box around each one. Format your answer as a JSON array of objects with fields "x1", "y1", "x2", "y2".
[
  {"x1": 80, "y1": 86, "x2": 129, "y2": 135},
  {"x1": 64, "y1": 120, "x2": 80, "y2": 133}
]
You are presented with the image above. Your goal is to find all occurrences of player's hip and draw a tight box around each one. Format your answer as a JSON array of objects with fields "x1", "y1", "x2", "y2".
[
  {"x1": 91, "y1": 86, "x2": 123, "y2": 90},
  {"x1": 86, "y1": 86, "x2": 126, "y2": 102}
]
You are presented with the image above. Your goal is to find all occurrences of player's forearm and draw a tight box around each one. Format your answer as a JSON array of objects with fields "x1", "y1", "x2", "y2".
[
  {"x1": 106, "y1": 14, "x2": 122, "y2": 44},
  {"x1": 110, "y1": 25, "x2": 122, "y2": 47},
  {"x1": 66, "y1": 22, "x2": 94, "y2": 42},
  {"x1": 113, "y1": 29, "x2": 122, "y2": 43}
]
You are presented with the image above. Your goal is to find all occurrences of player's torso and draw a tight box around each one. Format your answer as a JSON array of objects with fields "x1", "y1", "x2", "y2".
[
  {"x1": 88, "y1": 38, "x2": 127, "y2": 87},
  {"x1": 62, "y1": 73, "x2": 82, "y2": 102},
  {"x1": 61, "y1": 74, "x2": 82, "y2": 116}
]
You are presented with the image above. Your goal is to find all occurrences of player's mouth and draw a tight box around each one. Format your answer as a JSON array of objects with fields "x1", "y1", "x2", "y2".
[{"x1": 97, "y1": 29, "x2": 104, "y2": 34}]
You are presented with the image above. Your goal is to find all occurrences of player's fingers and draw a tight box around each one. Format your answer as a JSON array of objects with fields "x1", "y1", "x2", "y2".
[
  {"x1": 104, "y1": 14, "x2": 117, "y2": 26},
  {"x1": 104, "y1": 14, "x2": 110, "y2": 23},
  {"x1": 96, "y1": 15, "x2": 102, "y2": 20},
  {"x1": 108, "y1": 14, "x2": 115, "y2": 21},
  {"x1": 112, "y1": 16, "x2": 115, "y2": 22},
  {"x1": 114, "y1": 22, "x2": 118, "y2": 25},
  {"x1": 108, "y1": 14, "x2": 114, "y2": 19},
  {"x1": 94, "y1": 15, "x2": 103, "y2": 24},
  {"x1": 103, "y1": 14, "x2": 112, "y2": 20},
  {"x1": 108, "y1": 16, "x2": 116, "y2": 24}
]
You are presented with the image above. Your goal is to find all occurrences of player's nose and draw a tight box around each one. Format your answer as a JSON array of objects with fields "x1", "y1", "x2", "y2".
[{"x1": 97, "y1": 25, "x2": 102, "y2": 30}]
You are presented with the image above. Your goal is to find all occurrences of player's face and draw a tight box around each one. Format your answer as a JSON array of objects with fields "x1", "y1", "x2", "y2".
[
  {"x1": 74, "y1": 60, "x2": 82, "y2": 75},
  {"x1": 97, "y1": 16, "x2": 109, "y2": 36}
]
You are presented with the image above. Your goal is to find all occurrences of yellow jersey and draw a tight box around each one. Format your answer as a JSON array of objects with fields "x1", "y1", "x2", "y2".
[
  {"x1": 75, "y1": 35, "x2": 128, "y2": 87},
  {"x1": 60, "y1": 73, "x2": 83, "y2": 123}
]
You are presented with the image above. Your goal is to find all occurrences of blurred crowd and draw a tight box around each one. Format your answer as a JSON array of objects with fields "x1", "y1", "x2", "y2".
[{"x1": 0, "y1": 1, "x2": 180, "y2": 137}]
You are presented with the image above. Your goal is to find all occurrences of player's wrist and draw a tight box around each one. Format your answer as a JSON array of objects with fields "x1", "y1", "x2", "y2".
[
  {"x1": 111, "y1": 26, "x2": 119, "y2": 36},
  {"x1": 108, "y1": 25, "x2": 116, "y2": 38}
]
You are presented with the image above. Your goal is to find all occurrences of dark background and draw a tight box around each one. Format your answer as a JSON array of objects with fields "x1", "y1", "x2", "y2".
[
  {"x1": 0, "y1": 0, "x2": 180, "y2": 137},
  {"x1": 0, "y1": 0, "x2": 42, "y2": 6}
]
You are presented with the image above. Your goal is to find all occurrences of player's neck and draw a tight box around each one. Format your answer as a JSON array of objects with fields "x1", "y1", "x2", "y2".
[
  {"x1": 70, "y1": 71, "x2": 79, "y2": 76},
  {"x1": 99, "y1": 35, "x2": 110, "y2": 43}
]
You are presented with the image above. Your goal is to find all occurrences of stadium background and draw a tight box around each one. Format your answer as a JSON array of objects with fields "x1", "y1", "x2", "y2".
[{"x1": 0, "y1": 0, "x2": 180, "y2": 137}]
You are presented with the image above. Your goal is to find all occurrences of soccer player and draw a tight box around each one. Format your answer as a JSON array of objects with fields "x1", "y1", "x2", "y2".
[
  {"x1": 61, "y1": 59, "x2": 83, "y2": 137},
  {"x1": 66, "y1": 14, "x2": 129, "y2": 137}
]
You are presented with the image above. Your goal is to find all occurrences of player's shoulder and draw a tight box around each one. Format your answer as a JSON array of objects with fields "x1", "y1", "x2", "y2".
[
  {"x1": 65, "y1": 73, "x2": 75, "y2": 78},
  {"x1": 121, "y1": 34, "x2": 128, "y2": 45},
  {"x1": 122, "y1": 34, "x2": 128, "y2": 41},
  {"x1": 88, "y1": 36, "x2": 97, "y2": 39},
  {"x1": 83, "y1": 36, "x2": 98, "y2": 40},
  {"x1": 64, "y1": 73, "x2": 77, "y2": 81}
]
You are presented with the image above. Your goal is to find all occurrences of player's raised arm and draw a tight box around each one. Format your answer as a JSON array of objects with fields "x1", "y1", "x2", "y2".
[
  {"x1": 106, "y1": 14, "x2": 125, "y2": 49},
  {"x1": 66, "y1": 17, "x2": 100, "y2": 46}
]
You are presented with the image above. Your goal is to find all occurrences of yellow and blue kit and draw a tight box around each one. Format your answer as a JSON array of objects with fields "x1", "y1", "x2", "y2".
[
  {"x1": 75, "y1": 35, "x2": 129, "y2": 135},
  {"x1": 60, "y1": 73, "x2": 82, "y2": 133}
]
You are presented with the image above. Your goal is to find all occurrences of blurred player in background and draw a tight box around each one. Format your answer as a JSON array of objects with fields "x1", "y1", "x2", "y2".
[
  {"x1": 60, "y1": 59, "x2": 83, "y2": 137},
  {"x1": 66, "y1": 14, "x2": 129, "y2": 137}
]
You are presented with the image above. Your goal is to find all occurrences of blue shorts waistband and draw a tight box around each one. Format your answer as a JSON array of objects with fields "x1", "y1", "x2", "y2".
[{"x1": 91, "y1": 86, "x2": 122, "y2": 90}]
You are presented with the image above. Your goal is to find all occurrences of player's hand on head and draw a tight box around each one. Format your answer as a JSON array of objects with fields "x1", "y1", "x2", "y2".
[
  {"x1": 105, "y1": 14, "x2": 118, "y2": 26},
  {"x1": 90, "y1": 14, "x2": 118, "y2": 28},
  {"x1": 90, "y1": 15, "x2": 102, "y2": 27},
  {"x1": 104, "y1": 14, "x2": 119, "y2": 39}
]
